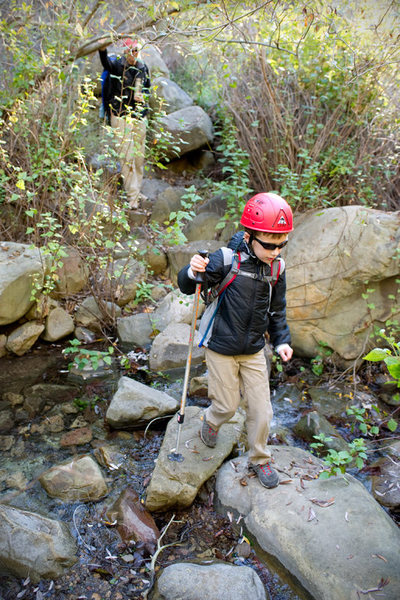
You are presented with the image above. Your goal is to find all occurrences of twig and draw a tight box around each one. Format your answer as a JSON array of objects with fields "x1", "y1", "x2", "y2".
[
  {"x1": 72, "y1": 505, "x2": 95, "y2": 552},
  {"x1": 142, "y1": 513, "x2": 183, "y2": 599}
]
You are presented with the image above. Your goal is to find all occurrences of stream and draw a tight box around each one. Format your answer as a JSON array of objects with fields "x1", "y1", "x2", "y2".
[{"x1": 0, "y1": 341, "x2": 397, "y2": 600}]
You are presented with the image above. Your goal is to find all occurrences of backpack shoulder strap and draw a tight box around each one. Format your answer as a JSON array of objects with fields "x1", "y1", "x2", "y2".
[{"x1": 271, "y1": 257, "x2": 285, "y2": 286}]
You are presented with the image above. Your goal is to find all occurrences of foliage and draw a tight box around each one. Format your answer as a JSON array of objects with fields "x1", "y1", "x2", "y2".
[
  {"x1": 364, "y1": 330, "x2": 400, "y2": 388},
  {"x1": 310, "y1": 433, "x2": 368, "y2": 478},
  {"x1": 63, "y1": 338, "x2": 114, "y2": 371},
  {"x1": 310, "y1": 341, "x2": 333, "y2": 376}
]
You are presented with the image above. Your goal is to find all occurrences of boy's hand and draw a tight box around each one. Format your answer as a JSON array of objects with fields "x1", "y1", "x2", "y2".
[
  {"x1": 190, "y1": 254, "x2": 209, "y2": 274},
  {"x1": 278, "y1": 344, "x2": 293, "y2": 362}
]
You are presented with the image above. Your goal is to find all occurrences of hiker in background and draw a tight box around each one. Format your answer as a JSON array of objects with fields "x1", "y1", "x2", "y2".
[
  {"x1": 178, "y1": 193, "x2": 293, "y2": 488},
  {"x1": 99, "y1": 38, "x2": 150, "y2": 209}
]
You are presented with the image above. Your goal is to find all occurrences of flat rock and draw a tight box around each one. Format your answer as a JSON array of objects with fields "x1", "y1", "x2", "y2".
[
  {"x1": 145, "y1": 405, "x2": 244, "y2": 512},
  {"x1": 215, "y1": 446, "x2": 400, "y2": 600}
]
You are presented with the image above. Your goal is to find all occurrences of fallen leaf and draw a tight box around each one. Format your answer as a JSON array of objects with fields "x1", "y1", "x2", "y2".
[
  {"x1": 371, "y1": 554, "x2": 387, "y2": 562},
  {"x1": 310, "y1": 497, "x2": 335, "y2": 508},
  {"x1": 239, "y1": 477, "x2": 248, "y2": 486},
  {"x1": 345, "y1": 512, "x2": 349, "y2": 522},
  {"x1": 279, "y1": 479, "x2": 293, "y2": 485},
  {"x1": 300, "y1": 478, "x2": 306, "y2": 489},
  {"x1": 202, "y1": 456, "x2": 214, "y2": 461}
]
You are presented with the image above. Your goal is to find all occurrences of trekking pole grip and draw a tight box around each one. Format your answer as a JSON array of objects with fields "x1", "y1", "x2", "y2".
[{"x1": 195, "y1": 249, "x2": 209, "y2": 283}]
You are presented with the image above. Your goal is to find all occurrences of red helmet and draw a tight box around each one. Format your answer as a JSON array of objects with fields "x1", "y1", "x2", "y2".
[
  {"x1": 122, "y1": 38, "x2": 139, "y2": 50},
  {"x1": 240, "y1": 193, "x2": 293, "y2": 233}
]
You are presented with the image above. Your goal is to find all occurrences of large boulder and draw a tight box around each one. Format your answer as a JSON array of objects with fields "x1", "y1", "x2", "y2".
[
  {"x1": 6, "y1": 321, "x2": 45, "y2": 356},
  {"x1": 141, "y1": 45, "x2": 170, "y2": 78},
  {"x1": 285, "y1": 206, "x2": 400, "y2": 360},
  {"x1": 145, "y1": 405, "x2": 245, "y2": 512},
  {"x1": 159, "y1": 106, "x2": 214, "y2": 160},
  {"x1": 0, "y1": 504, "x2": 77, "y2": 582},
  {"x1": 0, "y1": 242, "x2": 48, "y2": 325},
  {"x1": 106, "y1": 376, "x2": 179, "y2": 428},
  {"x1": 215, "y1": 446, "x2": 400, "y2": 600},
  {"x1": 150, "y1": 76, "x2": 194, "y2": 114}
]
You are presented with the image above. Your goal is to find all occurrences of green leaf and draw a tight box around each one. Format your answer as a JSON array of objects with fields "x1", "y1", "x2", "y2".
[
  {"x1": 387, "y1": 418, "x2": 397, "y2": 432},
  {"x1": 363, "y1": 348, "x2": 390, "y2": 361}
]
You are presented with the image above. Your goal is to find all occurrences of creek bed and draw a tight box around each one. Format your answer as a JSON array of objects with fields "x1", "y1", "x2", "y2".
[{"x1": 0, "y1": 344, "x2": 397, "y2": 599}]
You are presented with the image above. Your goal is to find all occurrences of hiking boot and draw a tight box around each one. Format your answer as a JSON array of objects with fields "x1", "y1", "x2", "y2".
[
  {"x1": 200, "y1": 418, "x2": 219, "y2": 448},
  {"x1": 250, "y1": 462, "x2": 279, "y2": 488}
]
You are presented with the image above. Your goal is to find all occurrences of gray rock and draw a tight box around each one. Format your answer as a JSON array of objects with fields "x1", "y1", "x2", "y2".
[
  {"x1": 6, "y1": 321, "x2": 45, "y2": 356},
  {"x1": 106, "y1": 376, "x2": 179, "y2": 428},
  {"x1": 141, "y1": 45, "x2": 170, "y2": 78},
  {"x1": 0, "y1": 504, "x2": 77, "y2": 582},
  {"x1": 151, "y1": 185, "x2": 188, "y2": 223},
  {"x1": 151, "y1": 290, "x2": 204, "y2": 332},
  {"x1": 42, "y1": 306, "x2": 75, "y2": 341},
  {"x1": 99, "y1": 256, "x2": 147, "y2": 306},
  {"x1": 216, "y1": 447, "x2": 400, "y2": 600},
  {"x1": 117, "y1": 312, "x2": 154, "y2": 346},
  {"x1": 0, "y1": 242, "x2": 48, "y2": 325},
  {"x1": 184, "y1": 212, "x2": 221, "y2": 242},
  {"x1": 150, "y1": 76, "x2": 193, "y2": 114},
  {"x1": 75, "y1": 296, "x2": 121, "y2": 332},
  {"x1": 153, "y1": 562, "x2": 266, "y2": 600},
  {"x1": 145, "y1": 405, "x2": 244, "y2": 511},
  {"x1": 293, "y1": 410, "x2": 349, "y2": 453},
  {"x1": 371, "y1": 455, "x2": 400, "y2": 508},
  {"x1": 50, "y1": 246, "x2": 88, "y2": 298},
  {"x1": 159, "y1": 106, "x2": 214, "y2": 159},
  {"x1": 149, "y1": 322, "x2": 205, "y2": 371}
]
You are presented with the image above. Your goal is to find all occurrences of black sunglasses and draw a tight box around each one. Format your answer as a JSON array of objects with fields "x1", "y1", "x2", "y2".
[{"x1": 253, "y1": 237, "x2": 288, "y2": 250}]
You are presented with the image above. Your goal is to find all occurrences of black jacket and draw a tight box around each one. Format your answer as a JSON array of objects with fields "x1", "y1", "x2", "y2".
[
  {"x1": 99, "y1": 49, "x2": 150, "y2": 118},
  {"x1": 177, "y1": 232, "x2": 291, "y2": 356}
]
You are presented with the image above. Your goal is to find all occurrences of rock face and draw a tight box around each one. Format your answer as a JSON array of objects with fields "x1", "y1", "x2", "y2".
[
  {"x1": 285, "y1": 206, "x2": 400, "y2": 360},
  {"x1": 39, "y1": 455, "x2": 108, "y2": 502},
  {"x1": 0, "y1": 504, "x2": 77, "y2": 582},
  {"x1": 152, "y1": 562, "x2": 267, "y2": 600},
  {"x1": 145, "y1": 405, "x2": 244, "y2": 512},
  {"x1": 106, "y1": 376, "x2": 179, "y2": 428},
  {"x1": 215, "y1": 446, "x2": 400, "y2": 600},
  {"x1": 0, "y1": 242, "x2": 47, "y2": 325}
]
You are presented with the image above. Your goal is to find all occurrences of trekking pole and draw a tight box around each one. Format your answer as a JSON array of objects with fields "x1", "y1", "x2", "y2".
[{"x1": 168, "y1": 250, "x2": 209, "y2": 463}]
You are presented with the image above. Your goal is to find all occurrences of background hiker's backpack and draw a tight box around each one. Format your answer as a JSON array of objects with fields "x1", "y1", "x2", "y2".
[{"x1": 99, "y1": 54, "x2": 117, "y2": 124}]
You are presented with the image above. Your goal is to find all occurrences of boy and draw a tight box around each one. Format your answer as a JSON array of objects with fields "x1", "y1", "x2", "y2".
[{"x1": 177, "y1": 193, "x2": 293, "y2": 488}]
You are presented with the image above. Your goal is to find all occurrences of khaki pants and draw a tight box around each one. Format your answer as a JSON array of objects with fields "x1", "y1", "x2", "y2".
[
  {"x1": 205, "y1": 348, "x2": 273, "y2": 465},
  {"x1": 111, "y1": 114, "x2": 147, "y2": 207}
]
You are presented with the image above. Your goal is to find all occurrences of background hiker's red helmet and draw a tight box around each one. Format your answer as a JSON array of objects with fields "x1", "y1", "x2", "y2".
[
  {"x1": 122, "y1": 38, "x2": 139, "y2": 51},
  {"x1": 240, "y1": 193, "x2": 293, "y2": 233}
]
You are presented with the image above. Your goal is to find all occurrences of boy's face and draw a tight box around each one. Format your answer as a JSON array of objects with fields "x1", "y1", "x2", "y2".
[{"x1": 244, "y1": 231, "x2": 288, "y2": 263}]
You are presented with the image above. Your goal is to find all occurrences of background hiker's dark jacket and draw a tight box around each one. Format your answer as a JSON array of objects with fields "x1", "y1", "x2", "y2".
[
  {"x1": 99, "y1": 49, "x2": 150, "y2": 118},
  {"x1": 177, "y1": 232, "x2": 291, "y2": 356}
]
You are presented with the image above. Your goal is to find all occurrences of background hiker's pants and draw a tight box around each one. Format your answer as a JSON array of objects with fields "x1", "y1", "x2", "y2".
[
  {"x1": 204, "y1": 348, "x2": 273, "y2": 465},
  {"x1": 111, "y1": 114, "x2": 147, "y2": 207}
]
